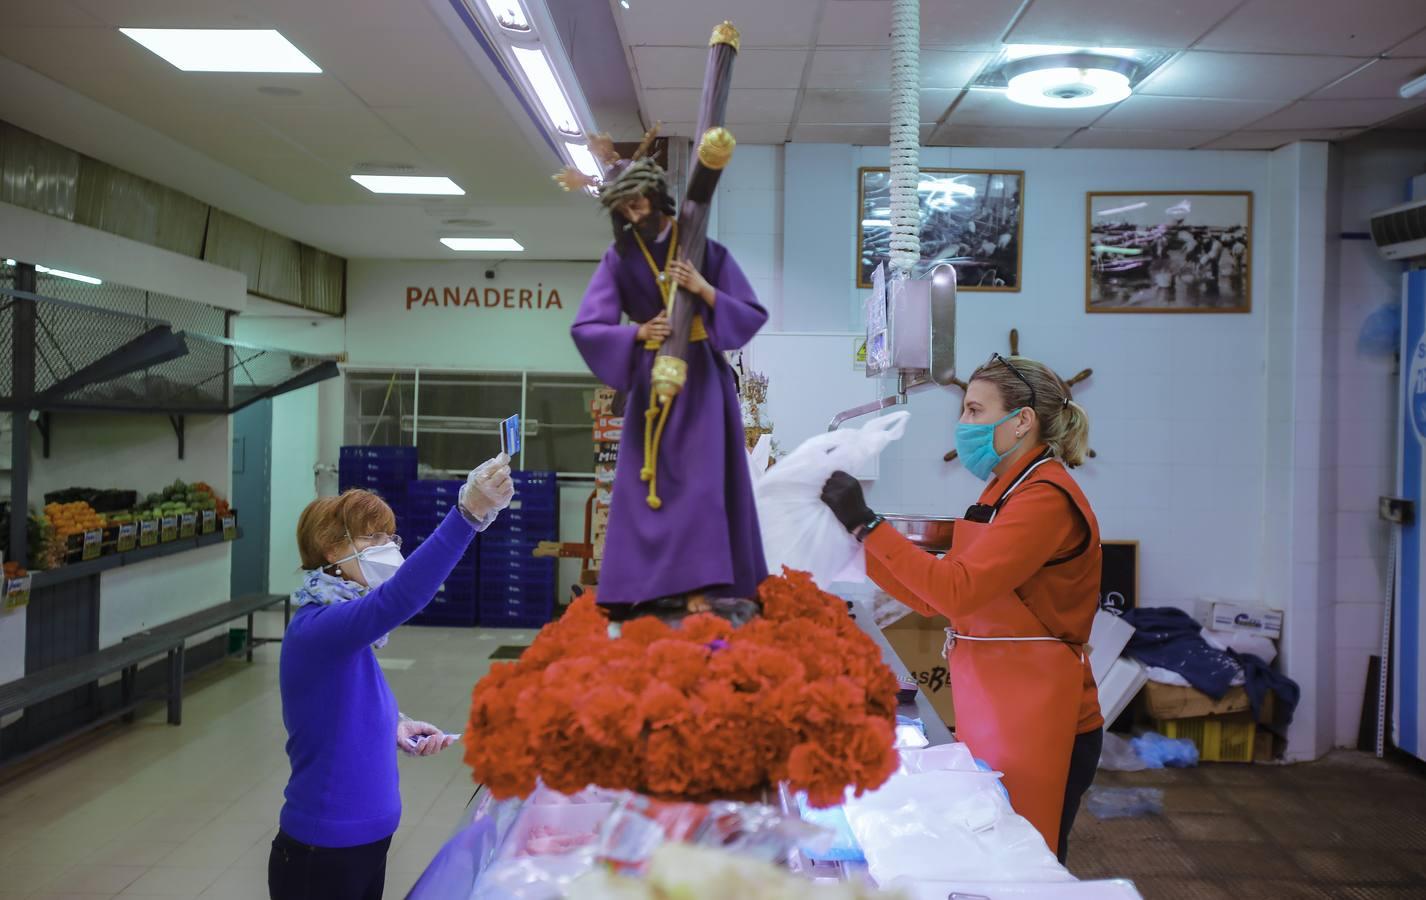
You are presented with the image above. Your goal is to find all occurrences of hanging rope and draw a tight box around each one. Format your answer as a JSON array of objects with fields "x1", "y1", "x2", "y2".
[{"x1": 889, "y1": 0, "x2": 920, "y2": 277}]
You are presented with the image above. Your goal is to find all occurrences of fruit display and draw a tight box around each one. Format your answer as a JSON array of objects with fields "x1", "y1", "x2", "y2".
[
  {"x1": 126, "y1": 480, "x2": 231, "y2": 523},
  {"x1": 44, "y1": 501, "x2": 108, "y2": 540}
]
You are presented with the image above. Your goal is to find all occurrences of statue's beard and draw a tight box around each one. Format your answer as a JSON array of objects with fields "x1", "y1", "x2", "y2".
[{"x1": 633, "y1": 212, "x2": 666, "y2": 245}]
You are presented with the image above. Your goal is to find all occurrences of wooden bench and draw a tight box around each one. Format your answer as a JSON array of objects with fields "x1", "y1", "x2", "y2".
[{"x1": 0, "y1": 592, "x2": 287, "y2": 766}]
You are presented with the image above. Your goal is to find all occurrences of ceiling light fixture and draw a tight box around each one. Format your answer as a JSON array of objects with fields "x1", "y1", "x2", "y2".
[
  {"x1": 1401, "y1": 72, "x2": 1426, "y2": 99},
  {"x1": 350, "y1": 175, "x2": 466, "y2": 195},
  {"x1": 440, "y1": 238, "x2": 526, "y2": 252},
  {"x1": 511, "y1": 46, "x2": 581, "y2": 136},
  {"x1": 4, "y1": 259, "x2": 103, "y2": 285},
  {"x1": 482, "y1": 0, "x2": 531, "y2": 32},
  {"x1": 119, "y1": 28, "x2": 321, "y2": 73},
  {"x1": 566, "y1": 142, "x2": 603, "y2": 181},
  {"x1": 1003, "y1": 52, "x2": 1136, "y2": 108}
]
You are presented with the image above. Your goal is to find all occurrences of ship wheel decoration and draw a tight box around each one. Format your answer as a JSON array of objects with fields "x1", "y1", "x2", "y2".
[{"x1": 943, "y1": 328, "x2": 1097, "y2": 463}]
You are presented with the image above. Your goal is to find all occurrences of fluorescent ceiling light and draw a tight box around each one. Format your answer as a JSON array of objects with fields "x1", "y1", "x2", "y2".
[
  {"x1": 511, "y1": 46, "x2": 580, "y2": 136},
  {"x1": 4, "y1": 259, "x2": 103, "y2": 284},
  {"x1": 1006, "y1": 59, "x2": 1133, "y2": 108},
  {"x1": 350, "y1": 175, "x2": 465, "y2": 195},
  {"x1": 482, "y1": 0, "x2": 531, "y2": 31},
  {"x1": 566, "y1": 143, "x2": 602, "y2": 180},
  {"x1": 119, "y1": 28, "x2": 321, "y2": 73},
  {"x1": 441, "y1": 238, "x2": 525, "y2": 252},
  {"x1": 1401, "y1": 72, "x2": 1426, "y2": 99}
]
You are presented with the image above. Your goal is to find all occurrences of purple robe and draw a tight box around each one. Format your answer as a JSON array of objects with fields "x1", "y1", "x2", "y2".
[{"x1": 572, "y1": 236, "x2": 769, "y2": 604}]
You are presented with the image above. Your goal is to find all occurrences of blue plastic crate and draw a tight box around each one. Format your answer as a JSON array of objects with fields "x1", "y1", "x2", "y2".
[
  {"x1": 342, "y1": 445, "x2": 418, "y2": 462},
  {"x1": 481, "y1": 521, "x2": 555, "y2": 542},
  {"x1": 480, "y1": 583, "x2": 556, "y2": 608},
  {"x1": 479, "y1": 556, "x2": 555, "y2": 579},
  {"x1": 478, "y1": 540, "x2": 542, "y2": 563},
  {"x1": 408, "y1": 589, "x2": 478, "y2": 626},
  {"x1": 506, "y1": 492, "x2": 558, "y2": 513},
  {"x1": 478, "y1": 598, "x2": 552, "y2": 629},
  {"x1": 338, "y1": 471, "x2": 414, "y2": 494},
  {"x1": 408, "y1": 479, "x2": 462, "y2": 497},
  {"x1": 512, "y1": 470, "x2": 557, "y2": 487},
  {"x1": 340, "y1": 456, "x2": 417, "y2": 478},
  {"x1": 488, "y1": 506, "x2": 558, "y2": 528}
]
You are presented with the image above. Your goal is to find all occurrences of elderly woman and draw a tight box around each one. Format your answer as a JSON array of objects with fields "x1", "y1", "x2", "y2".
[{"x1": 269, "y1": 454, "x2": 513, "y2": 900}]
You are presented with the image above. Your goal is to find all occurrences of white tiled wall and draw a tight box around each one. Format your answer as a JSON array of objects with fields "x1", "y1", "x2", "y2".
[{"x1": 1327, "y1": 133, "x2": 1425, "y2": 748}]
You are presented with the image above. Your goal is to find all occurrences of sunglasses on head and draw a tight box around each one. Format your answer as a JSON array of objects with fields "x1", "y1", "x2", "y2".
[{"x1": 986, "y1": 353, "x2": 1038, "y2": 412}]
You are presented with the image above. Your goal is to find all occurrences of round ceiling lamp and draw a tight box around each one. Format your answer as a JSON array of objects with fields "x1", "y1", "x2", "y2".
[{"x1": 1003, "y1": 52, "x2": 1137, "y2": 108}]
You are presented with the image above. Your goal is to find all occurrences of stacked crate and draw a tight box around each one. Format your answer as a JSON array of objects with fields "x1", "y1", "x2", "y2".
[
  {"x1": 590, "y1": 388, "x2": 621, "y2": 578},
  {"x1": 338, "y1": 447, "x2": 418, "y2": 525},
  {"x1": 404, "y1": 479, "x2": 479, "y2": 627},
  {"x1": 478, "y1": 471, "x2": 559, "y2": 628}
]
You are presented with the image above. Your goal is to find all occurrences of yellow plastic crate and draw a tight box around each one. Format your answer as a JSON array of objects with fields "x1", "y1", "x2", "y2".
[{"x1": 1155, "y1": 712, "x2": 1257, "y2": 763}]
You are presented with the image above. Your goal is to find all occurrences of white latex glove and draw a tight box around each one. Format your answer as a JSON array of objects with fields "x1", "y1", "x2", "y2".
[
  {"x1": 460, "y1": 452, "x2": 514, "y2": 520},
  {"x1": 397, "y1": 719, "x2": 456, "y2": 757}
]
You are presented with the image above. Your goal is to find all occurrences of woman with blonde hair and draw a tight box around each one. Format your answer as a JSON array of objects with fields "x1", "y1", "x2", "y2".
[
  {"x1": 821, "y1": 355, "x2": 1102, "y2": 864},
  {"x1": 269, "y1": 455, "x2": 513, "y2": 900}
]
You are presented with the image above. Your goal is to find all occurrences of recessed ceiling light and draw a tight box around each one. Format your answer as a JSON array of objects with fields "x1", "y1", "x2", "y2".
[
  {"x1": 441, "y1": 238, "x2": 525, "y2": 252},
  {"x1": 351, "y1": 175, "x2": 465, "y2": 195},
  {"x1": 119, "y1": 28, "x2": 321, "y2": 73},
  {"x1": 566, "y1": 142, "x2": 603, "y2": 180},
  {"x1": 1003, "y1": 53, "x2": 1136, "y2": 108},
  {"x1": 258, "y1": 85, "x2": 303, "y2": 97},
  {"x1": 443, "y1": 218, "x2": 494, "y2": 227},
  {"x1": 511, "y1": 46, "x2": 581, "y2": 136}
]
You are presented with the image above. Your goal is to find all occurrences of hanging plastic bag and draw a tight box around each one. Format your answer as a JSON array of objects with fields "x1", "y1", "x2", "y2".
[{"x1": 754, "y1": 411, "x2": 911, "y2": 587}]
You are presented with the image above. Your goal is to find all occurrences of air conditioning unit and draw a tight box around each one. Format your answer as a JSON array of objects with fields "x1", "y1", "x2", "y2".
[{"x1": 1370, "y1": 198, "x2": 1426, "y2": 261}]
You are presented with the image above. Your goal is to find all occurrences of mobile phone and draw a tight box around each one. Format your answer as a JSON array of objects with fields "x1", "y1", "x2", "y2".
[{"x1": 501, "y1": 414, "x2": 522, "y2": 457}]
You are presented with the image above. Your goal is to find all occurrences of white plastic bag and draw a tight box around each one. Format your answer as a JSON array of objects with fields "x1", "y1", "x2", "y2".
[{"x1": 753, "y1": 412, "x2": 910, "y2": 587}]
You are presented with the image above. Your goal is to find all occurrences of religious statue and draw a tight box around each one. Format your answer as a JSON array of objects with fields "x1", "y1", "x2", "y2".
[{"x1": 559, "y1": 23, "x2": 768, "y2": 621}]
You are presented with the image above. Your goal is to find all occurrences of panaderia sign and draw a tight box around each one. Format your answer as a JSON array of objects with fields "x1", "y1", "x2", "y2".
[{"x1": 405, "y1": 283, "x2": 566, "y2": 310}]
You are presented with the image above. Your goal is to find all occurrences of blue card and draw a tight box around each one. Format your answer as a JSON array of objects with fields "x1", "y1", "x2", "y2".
[{"x1": 501, "y1": 414, "x2": 522, "y2": 457}]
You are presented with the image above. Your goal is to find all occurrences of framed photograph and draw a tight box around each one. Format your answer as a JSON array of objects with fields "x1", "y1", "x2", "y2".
[
  {"x1": 857, "y1": 167, "x2": 1024, "y2": 291},
  {"x1": 1086, "y1": 191, "x2": 1252, "y2": 313}
]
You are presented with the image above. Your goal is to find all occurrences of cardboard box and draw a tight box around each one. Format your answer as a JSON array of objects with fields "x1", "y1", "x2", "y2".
[
  {"x1": 1144, "y1": 682, "x2": 1251, "y2": 719},
  {"x1": 594, "y1": 415, "x2": 624, "y2": 443},
  {"x1": 881, "y1": 612, "x2": 955, "y2": 728},
  {"x1": 1143, "y1": 681, "x2": 1275, "y2": 724},
  {"x1": 1195, "y1": 599, "x2": 1283, "y2": 640}
]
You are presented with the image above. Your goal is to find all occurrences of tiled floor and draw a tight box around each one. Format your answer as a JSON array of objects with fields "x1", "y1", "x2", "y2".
[
  {"x1": 1069, "y1": 747, "x2": 1426, "y2": 898},
  {"x1": 0, "y1": 612, "x2": 528, "y2": 900},
  {"x1": 3, "y1": 612, "x2": 1425, "y2": 899}
]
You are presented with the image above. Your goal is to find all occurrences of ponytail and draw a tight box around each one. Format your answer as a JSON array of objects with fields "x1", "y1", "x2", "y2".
[{"x1": 1051, "y1": 399, "x2": 1091, "y2": 468}]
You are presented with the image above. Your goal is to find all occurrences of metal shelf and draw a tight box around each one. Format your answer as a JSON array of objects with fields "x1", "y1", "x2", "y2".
[{"x1": 31, "y1": 528, "x2": 243, "y2": 590}]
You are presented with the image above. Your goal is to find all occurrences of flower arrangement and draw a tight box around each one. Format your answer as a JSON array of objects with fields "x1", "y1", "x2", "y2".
[{"x1": 462, "y1": 570, "x2": 900, "y2": 808}]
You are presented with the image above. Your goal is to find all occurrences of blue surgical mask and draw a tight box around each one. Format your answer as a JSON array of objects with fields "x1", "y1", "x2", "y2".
[{"x1": 955, "y1": 410, "x2": 1024, "y2": 481}]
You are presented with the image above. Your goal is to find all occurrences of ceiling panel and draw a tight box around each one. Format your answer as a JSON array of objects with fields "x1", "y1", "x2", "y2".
[
  {"x1": 5, "y1": 0, "x2": 106, "y2": 27},
  {"x1": 1197, "y1": 0, "x2": 1426, "y2": 56},
  {"x1": 791, "y1": 123, "x2": 934, "y2": 144},
  {"x1": 1095, "y1": 95, "x2": 1283, "y2": 130},
  {"x1": 1390, "y1": 28, "x2": 1426, "y2": 57},
  {"x1": 727, "y1": 89, "x2": 802, "y2": 123},
  {"x1": 797, "y1": 89, "x2": 959, "y2": 124},
  {"x1": 1139, "y1": 52, "x2": 1367, "y2": 101},
  {"x1": 1380, "y1": 105, "x2": 1426, "y2": 129},
  {"x1": 290, "y1": 25, "x2": 492, "y2": 107},
  {"x1": 1199, "y1": 129, "x2": 1365, "y2": 150},
  {"x1": 617, "y1": 0, "x2": 821, "y2": 48},
  {"x1": 1311, "y1": 57, "x2": 1426, "y2": 100},
  {"x1": 807, "y1": 48, "x2": 988, "y2": 90},
  {"x1": 949, "y1": 89, "x2": 1113, "y2": 128},
  {"x1": 818, "y1": 0, "x2": 1018, "y2": 49},
  {"x1": 1006, "y1": 0, "x2": 1244, "y2": 49},
  {"x1": 931, "y1": 125, "x2": 1079, "y2": 148},
  {"x1": 642, "y1": 88, "x2": 705, "y2": 123},
  {"x1": 1061, "y1": 128, "x2": 1228, "y2": 149},
  {"x1": 74, "y1": 0, "x2": 420, "y2": 31},
  {"x1": 1249, "y1": 98, "x2": 1426, "y2": 129},
  {"x1": 633, "y1": 47, "x2": 808, "y2": 91},
  {"x1": 247, "y1": 106, "x2": 421, "y2": 166}
]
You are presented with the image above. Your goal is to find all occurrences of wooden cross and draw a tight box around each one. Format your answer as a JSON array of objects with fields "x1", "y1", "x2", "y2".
[{"x1": 943, "y1": 328, "x2": 1096, "y2": 462}]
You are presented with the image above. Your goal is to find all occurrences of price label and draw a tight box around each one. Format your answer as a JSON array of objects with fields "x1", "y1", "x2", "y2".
[
  {"x1": 201, "y1": 510, "x2": 217, "y2": 534},
  {"x1": 179, "y1": 513, "x2": 197, "y2": 539},
  {"x1": 3, "y1": 576, "x2": 32, "y2": 611},
  {"x1": 140, "y1": 519, "x2": 159, "y2": 547},
  {"x1": 161, "y1": 516, "x2": 178, "y2": 542},
  {"x1": 222, "y1": 516, "x2": 237, "y2": 541},
  {"x1": 83, "y1": 529, "x2": 103, "y2": 561},
  {"x1": 117, "y1": 523, "x2": 138, "y2": 553}
]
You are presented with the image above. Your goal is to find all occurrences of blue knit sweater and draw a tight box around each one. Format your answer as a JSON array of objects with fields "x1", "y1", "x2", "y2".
[{"x1": 278, "y1": 506, "x2": 485, "y2": 847}]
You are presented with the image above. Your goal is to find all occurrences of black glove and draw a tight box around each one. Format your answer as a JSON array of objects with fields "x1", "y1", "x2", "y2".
[{"x1": 821, "y1": 471, "x2": 877, "y2": 534}]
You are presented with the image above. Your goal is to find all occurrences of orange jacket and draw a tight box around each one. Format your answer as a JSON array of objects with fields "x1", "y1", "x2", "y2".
[{"x1": 865, "y1": 446, "x2": 1105, "y2": 733}]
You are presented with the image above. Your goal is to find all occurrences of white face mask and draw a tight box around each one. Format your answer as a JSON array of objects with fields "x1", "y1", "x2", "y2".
[
  {"x1": 334, "y1": 540, "x2": 405, "y2": 590},
  {"x1": 355, "y1": 542, "x2": 404, "y2": 590}
]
